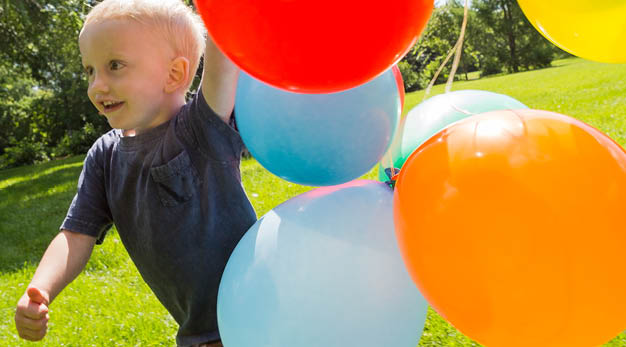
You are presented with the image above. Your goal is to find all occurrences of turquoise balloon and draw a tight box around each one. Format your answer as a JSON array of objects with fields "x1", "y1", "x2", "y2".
[
  {"x1": 378, "y1": 90, "x2": 528, "y2": 179},
  {"x1": 235, "y1": 70, "x2": 400, "y2": 186},
  {"x1": 400, "y1": 90, "x2": 528, "y2": 166},
  {"x1": 217, "y1": 180, "x2": 428, "y2": 347}
]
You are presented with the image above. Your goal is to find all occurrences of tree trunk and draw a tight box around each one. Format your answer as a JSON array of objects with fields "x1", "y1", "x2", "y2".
[{"x1": 501, "y1": 0, "x2": 519, "y2": 72}]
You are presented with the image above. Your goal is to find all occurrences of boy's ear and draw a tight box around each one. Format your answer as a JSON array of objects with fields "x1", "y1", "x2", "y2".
[{"x1": 164, "y1": 56, "x2": 190, "y2": 94}]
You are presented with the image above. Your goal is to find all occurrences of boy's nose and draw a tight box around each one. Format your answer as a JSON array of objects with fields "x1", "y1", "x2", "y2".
[{"x1": 89, "y1": 73, "x2": 110, "y2": 94}]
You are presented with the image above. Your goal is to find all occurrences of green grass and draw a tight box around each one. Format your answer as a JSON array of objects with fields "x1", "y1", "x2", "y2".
[
  {"x1": 404, "y1": 58, "x2": 626, "y2": 145},
  {"x1": 0, "y1": 156, "x2": 178, "y2": 346},
  {"x1": 2, "y1": 57, "x2": 626, "y2": 346}
]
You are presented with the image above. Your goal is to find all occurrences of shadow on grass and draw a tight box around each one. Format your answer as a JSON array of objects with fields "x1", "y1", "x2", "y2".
[{"x1": 0, "y1": 156, "x2": 85, "y2": 272}]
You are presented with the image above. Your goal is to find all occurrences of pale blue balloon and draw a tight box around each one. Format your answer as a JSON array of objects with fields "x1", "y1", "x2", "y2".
[
  {"x1": 217, "y1": 180, "x2": 428, "y2": 347},
  {"x1": 235, "y1": 70, "x2": 400, "y2": 186}
]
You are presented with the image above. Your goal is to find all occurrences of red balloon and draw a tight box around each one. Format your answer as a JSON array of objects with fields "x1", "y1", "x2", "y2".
[
  {"x1": 392, "y1": 64, "x2": 405, "y2": 112},
  {"x1": 195, "y1": 0, "x2": 433, "y2": 93}
]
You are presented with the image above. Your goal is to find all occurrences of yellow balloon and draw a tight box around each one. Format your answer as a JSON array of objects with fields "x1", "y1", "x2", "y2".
[{"x1": 517, "y1": 0, "x2": 626, "y2": 63}]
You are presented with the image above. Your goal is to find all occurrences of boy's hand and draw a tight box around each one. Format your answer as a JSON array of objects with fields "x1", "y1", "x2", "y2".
[{"x1": 15, "y1": 286, "x2": 50, "y2": 341}]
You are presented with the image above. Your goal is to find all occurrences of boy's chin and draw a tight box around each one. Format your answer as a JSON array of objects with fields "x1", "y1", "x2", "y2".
[
  {"x1": 103, "y1": 114, "x2": 125, "y2": 129},
  {"x1": 107, "y1": 118, "x2": 139, "y2": 136},
  {"x1": 106, "y1": 118, "x2": 129, "y2": 131}
]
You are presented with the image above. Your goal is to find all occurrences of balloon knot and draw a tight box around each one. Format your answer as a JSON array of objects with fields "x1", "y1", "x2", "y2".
[{"x1": 384, "y1": 167, "x2": 400, "y2": 189}]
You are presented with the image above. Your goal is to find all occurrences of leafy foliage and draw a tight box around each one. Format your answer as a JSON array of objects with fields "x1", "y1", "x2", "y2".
[
  {"x1": 397, "y1": 0, "x2": 566, "y2": 91},
  {"x1": 0, "y1": 0, "x2": 108, "y2": 169},
  {"x1": 471, "y1": 0, "x2": 558, "y2": 74},
  {"x1": 400, "y1": 2, "x2": 478, "y2": 91}
]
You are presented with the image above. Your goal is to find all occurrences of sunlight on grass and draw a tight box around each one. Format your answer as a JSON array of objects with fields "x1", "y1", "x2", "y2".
[
  {"x1": 404, "y1": 58, "x2": 626, "y2": 147},
  {"x1": 14, "y1": 181, "x2": 76, "y2": 205},
  {"x1": 0, "y1": 161, "x2": 83, "y2": 190}
]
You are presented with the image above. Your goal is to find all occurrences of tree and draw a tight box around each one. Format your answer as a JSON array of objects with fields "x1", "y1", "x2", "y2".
[
  {"x1": 471, "y1": 0, "x2": 557, "y2": 74},
  {"x1": 0, "y1": 0, "x2": 107, "y2": 167},
  {"x1": 399, "y1": 1, "x2": 480, "y2": 91},
  {"x1": 396, "y1": 0, "x2": 564, "y2": 89}
]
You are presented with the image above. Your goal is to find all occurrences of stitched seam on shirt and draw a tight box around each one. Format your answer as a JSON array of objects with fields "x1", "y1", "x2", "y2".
[
  {"x1": 181, "y1": 92, "x2": 242, "y2": 163},
  {"x1": 62, "y1": 217, "x2": 110, "y2": 237}
]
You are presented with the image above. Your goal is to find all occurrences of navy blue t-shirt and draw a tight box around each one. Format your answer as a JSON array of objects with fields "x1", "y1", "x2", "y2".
[{"x1": 61, "y1": 91, "x2": 257, "y2": 346}]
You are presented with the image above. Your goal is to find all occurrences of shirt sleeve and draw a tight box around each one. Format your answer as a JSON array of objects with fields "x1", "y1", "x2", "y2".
[
  {"x1": 60, "y1": 142, "x2": 113, "y2": 244},
  {"x1": 176, "y1": 90, "x2": 245, "y2": 162}
]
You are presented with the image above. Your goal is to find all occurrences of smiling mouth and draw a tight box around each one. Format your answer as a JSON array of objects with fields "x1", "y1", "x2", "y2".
[{"x1": 102, "y1": 101, "x2": 125, "y2": 113}]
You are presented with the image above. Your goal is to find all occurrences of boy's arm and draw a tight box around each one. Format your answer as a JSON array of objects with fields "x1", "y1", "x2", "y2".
[
  {"x1": 29, "y1": 229, "x2": 97, "y2": 301},
  {"x1": 200, "y1": 36, "x2": 239, "y2": 124},
  {"x1": 15, "y1": 229, "x2": 96, "y2": 341}
]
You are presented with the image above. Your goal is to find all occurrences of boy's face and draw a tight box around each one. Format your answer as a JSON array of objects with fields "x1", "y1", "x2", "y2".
[{"x1": 79, "y1": 19, "x2": 174, "y2": 132}]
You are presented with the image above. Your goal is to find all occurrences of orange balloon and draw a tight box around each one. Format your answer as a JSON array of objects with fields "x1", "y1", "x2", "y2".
[{"x1": 394, "y1": 109, "x2": 626, "y2": 347}]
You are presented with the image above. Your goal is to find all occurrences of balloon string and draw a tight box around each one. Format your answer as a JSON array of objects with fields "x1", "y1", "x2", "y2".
[
  {"x1": 390, "y1": 0, "x2": 471, "y2": 185},
  {"x1": 388, "y1": 142, "x2": 394, "y2": 181},
  {"x1": 423, "y1": 0, "x2": 470, "y2": 100},
  {"x1": 423, "y1": 43, "x2": 458, "y2": 100},
  {"x1": 445, "y1": 0, "x2": 469, "y2": 93}
]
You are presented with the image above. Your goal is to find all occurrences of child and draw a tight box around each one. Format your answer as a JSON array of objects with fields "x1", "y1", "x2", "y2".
[{"x1": 13, "y1": 1, "x2": 257, "y2": 346}]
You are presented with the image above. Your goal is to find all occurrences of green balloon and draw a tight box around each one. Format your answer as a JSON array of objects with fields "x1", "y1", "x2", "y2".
[{"x1": 378, "y1": 90, "x2": 528, "y2": 182}]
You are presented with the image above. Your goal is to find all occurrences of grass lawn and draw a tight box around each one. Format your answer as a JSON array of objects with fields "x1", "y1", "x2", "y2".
[{"x1": 1, "y1": 58, "x2": 626, "y2": 346}]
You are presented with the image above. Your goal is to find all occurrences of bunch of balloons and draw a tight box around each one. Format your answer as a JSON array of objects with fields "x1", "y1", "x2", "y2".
[{"x1": 195, "y1": 1, "x2": 626, "y2": 346}]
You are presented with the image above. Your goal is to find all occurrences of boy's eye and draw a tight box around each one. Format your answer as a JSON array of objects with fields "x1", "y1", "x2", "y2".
[
  {"x1": 109, "y1": 60, "x2": 123, "y2": 70},
  {"x1": 84, "y1": 66, "x2": 93, "y2": 76}
]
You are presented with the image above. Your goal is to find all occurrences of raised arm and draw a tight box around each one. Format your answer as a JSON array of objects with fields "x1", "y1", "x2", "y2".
[
  {"x1": 200, "y1": 36, "x2": 239, "y2": 124},
  {"x1": 15, "y1": 230, "x2": 96, "y2": 341}
]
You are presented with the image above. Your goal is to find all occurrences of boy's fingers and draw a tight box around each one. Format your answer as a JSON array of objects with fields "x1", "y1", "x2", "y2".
[
  {"x1": 26, "y1": 287, "x2": 49, "y2": 305},
  {"x1": 15, "y1": 290, "x2": 50, "y2": 342},
  {"x1": 22, "y1": 300, "x2": 49, "y2": 320},
  {"x1": 15, "y1": 314, "x2": 48, "y2": 342},
  {"x1": 15, "y1": 314, "x2": 49, "y2": 331},
  {"x1": 18, "y1": 326, "x2": 48, "y2": 342}
]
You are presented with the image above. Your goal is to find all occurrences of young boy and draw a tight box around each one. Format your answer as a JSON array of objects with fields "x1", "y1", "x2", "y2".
[{"x1": 13, "y1": 1, "x2": 257, "y2": 346}]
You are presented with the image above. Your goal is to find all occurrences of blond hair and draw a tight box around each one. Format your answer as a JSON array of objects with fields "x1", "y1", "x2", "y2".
[{"x1": 83, "y1": 0, "x2": 206, "y2": 92}]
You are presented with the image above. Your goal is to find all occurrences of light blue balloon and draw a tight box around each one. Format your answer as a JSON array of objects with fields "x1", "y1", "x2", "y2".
[
  {"x1": 235, "y1": 70, "x2": 400, "y2": 186},
  {"x1": 217, "y1": 180, "x2": 428, "y2": 347}
]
